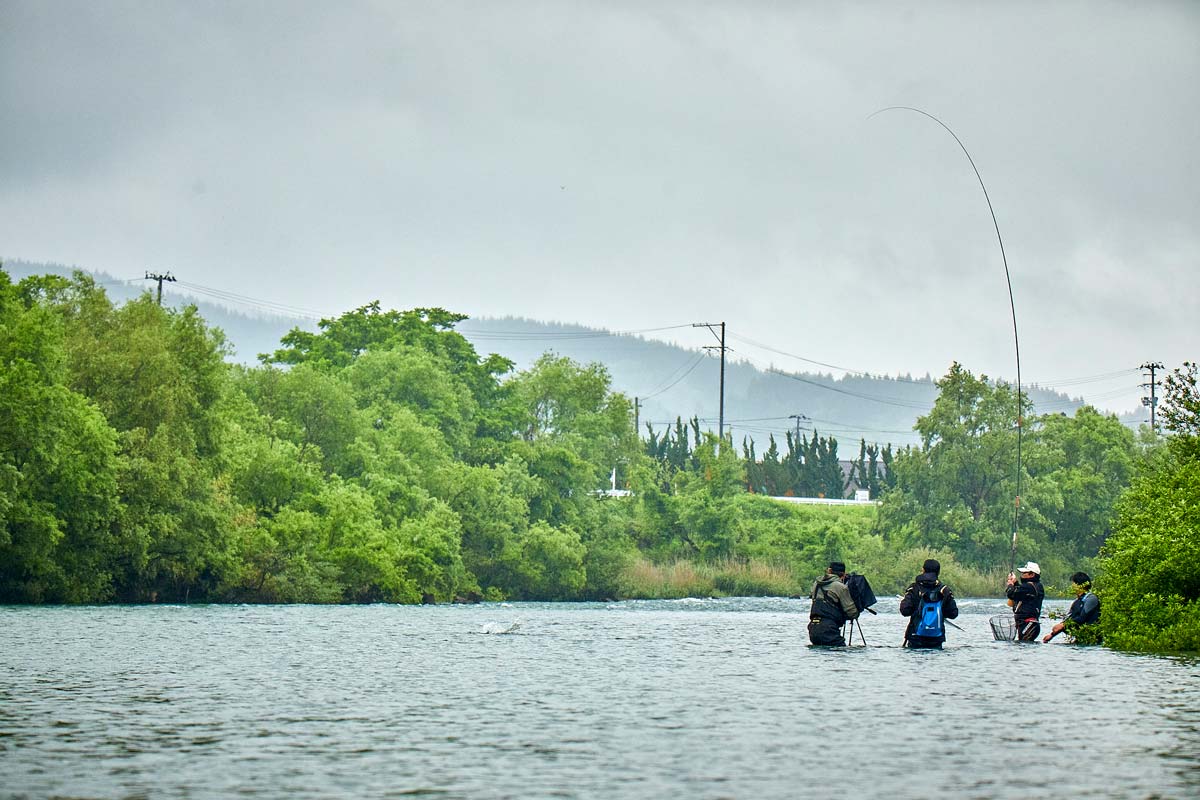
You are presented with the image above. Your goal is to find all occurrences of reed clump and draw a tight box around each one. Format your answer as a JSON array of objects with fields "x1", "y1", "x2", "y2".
[
  {"x1": 620, "y1": 557, "x2": 801, "y2": 599},
  {"x1": 620, "y1": 549, "x2": 1004, "y2": 600}
]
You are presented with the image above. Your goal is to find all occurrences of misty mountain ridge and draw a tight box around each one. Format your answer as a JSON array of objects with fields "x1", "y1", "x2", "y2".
[{"x1": 5, "y1": 260, "x2": 1135, "y2": 450}]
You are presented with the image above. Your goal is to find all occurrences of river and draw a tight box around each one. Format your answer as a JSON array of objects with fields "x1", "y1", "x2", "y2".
[{"x1": 2, "y1": 598, "x2": 1198, "y2": 799}]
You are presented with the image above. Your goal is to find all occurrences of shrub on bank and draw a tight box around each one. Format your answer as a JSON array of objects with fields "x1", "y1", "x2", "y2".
[{"x1": 1099, "y1": 439, "x2": 1200, "y2": 653}]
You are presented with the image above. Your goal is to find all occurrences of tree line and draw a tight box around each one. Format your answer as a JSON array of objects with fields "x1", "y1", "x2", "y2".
[{"x1": 2, "y1": 266, "x2": 1194, "y2": 652}]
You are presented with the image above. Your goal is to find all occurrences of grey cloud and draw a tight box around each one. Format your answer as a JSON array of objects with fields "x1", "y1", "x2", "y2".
[{"x1": 1, "y1": 1, "x2": 1196, "y2": 411}]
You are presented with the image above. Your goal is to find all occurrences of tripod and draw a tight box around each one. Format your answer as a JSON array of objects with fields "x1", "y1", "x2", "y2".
[{"x1": 843, "y1": 607, "x2": 876, "y2": 646}]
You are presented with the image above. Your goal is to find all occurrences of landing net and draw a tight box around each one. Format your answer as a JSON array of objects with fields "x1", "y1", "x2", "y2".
[{"x1": 989, "y1": 614, "x2": 1017, "y2": 641}]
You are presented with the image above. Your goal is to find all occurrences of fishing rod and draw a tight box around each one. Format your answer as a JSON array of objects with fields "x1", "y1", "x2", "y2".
[{"x1": 869, "y1": 106, "x2": 1024, "y2": 576}]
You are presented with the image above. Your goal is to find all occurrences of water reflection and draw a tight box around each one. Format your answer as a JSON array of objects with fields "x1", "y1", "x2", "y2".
[{"x1": 2, "y1": 600, "x2": 1197, "y2": 799}]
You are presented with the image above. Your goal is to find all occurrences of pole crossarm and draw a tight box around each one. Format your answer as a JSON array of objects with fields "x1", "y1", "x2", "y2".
[{"x1": 144, "y1": 271, "x2": 177, "y2": 306}]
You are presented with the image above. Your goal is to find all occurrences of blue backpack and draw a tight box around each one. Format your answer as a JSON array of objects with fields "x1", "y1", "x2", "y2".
[{"x1": 913, "y1": 586, "x2": 945, "y2": 638}]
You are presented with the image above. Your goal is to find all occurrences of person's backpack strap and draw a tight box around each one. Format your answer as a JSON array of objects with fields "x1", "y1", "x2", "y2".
[
  {"x1": 812, "y1": 584, "x2": 845, "y2": 625},
  {"x1": 912, "y1": 584, "x2": 946, "y2": 638}
]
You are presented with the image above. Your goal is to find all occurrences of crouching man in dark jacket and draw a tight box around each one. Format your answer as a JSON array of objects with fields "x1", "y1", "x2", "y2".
[
  {"x1": 900, "y1": 559, "x2": 959, "y2": 649},
  {"x1": 1043, "y1": 571, "x2": 1101, "y2": 643},
  {"x1": 808, "y1": 561, "x2": 859, "y2": 646}
]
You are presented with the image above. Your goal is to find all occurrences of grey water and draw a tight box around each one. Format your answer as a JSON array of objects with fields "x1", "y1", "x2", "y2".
[{"x1": 2, "y1": 598, "x2": 1198, "y2": 800}]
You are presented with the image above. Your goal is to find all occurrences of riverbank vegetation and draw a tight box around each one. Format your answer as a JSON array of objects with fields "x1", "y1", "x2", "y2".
[
  {"x1": 1, "y1": 267, "x2": 1187, "y2": 637},
  {"x1": 1097, "y1": 362, "x2": 1200, "y2": 652}
]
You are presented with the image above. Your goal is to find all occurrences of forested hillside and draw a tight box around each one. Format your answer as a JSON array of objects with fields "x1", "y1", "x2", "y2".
[{"x1": 5, "y1": 261, "x2": 1093, "y2": 452}]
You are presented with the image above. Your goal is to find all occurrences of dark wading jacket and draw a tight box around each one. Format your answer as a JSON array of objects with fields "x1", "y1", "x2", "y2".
[
  {"x1": 809, "y1": 574, "x2": 859, "y2": 626},
  {"x1": 808, "y1": 574, "x2": 859, "y2": 646},
  {"x1": 899, "y1": 572, "x2": 959, "y2": 646},
  {"x1": 1006, "y1": 576, "x2": 1045, "y2": 621},
  {"x1": 1067, "y1": 591, "x2": 1101, "y2": 625}
]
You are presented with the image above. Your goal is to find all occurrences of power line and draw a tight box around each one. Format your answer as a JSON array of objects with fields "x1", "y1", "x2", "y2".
[
  {"x1": 728, "y1": 332, "x2": 936, "y2": 384},
  {"x1": 174, "y1": 280, "x2": 332, "y2": 319},
  {"x1": 765, "y1": 367, "x2": 935, "y2": 410},
  {"x1": 1025, "y1": 368, "x2": 1140, "y2": 388},
  {"x1": 457, "y1": 323, "x2": 696, "y2": 340},
  {"x1": 731, "y1": 332, "x2": 1140, "y2": 395},
  {"x1": 640, "y1": 353, "x2": 708, "y2": 400}
]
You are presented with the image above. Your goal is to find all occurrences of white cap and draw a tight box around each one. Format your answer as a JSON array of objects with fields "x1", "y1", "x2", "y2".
[{"x1": 1017, "y1": 561, "x2": 1041, "y2": 575}]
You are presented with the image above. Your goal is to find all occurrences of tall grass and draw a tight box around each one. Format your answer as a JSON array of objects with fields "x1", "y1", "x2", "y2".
[
  {"x1": 620, "y1": 557, "x2": 801, "y2": 599},
  {"x1": 619, "y1": 549, "x2": 1005, "y2": 600},
  {"x1": 854, "y1": 547, "x2": 1006, "y2": 597}
]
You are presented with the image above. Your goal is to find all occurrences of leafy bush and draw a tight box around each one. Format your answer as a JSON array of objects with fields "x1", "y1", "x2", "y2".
[{"x1": 1099, "y1": 439, "x2": 1200, "y2": 652}]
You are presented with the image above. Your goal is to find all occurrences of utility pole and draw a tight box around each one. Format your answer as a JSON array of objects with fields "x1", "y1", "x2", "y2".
[
  {"x1": 1141, "y1": 361, "x2": 1164, "y2": 433},
  {"x1": 145, "y1": 271, "x2": 176, "y2": 306},
  {"x1": 634, "y1": 397, "x2": 640, "y2": 439},
  {"x1": 693, "y1": 322, "x2": 727, "y2": 444},
  {"x1": 788, "y1": 413, "x2": 809, "y2": 455}
]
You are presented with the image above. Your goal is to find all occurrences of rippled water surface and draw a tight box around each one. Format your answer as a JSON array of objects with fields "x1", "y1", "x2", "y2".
[{"x1": 2, "y1": 598, "x2": 1198, "y2": 799}]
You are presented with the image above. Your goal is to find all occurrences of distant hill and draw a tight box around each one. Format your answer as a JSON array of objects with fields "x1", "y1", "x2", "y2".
[
  {"x1": 6, "y1": 260, "x2": 1118, "y2": 450},
  {"x1": 450, "y1": 316, "x2": 1092, "y2": 450},
  {"x1": 4, "y1": 259, "x2": 314, "y2": 364}
]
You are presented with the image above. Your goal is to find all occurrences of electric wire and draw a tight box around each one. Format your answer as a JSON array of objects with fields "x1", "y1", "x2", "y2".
[
  {"x1": 640, "y1": 353, "x2": 709, "y2": 400},
  {"x1": 174, "y1": 280, "x2": 332, "y2": 319},
  {"x1": 457, "y1": 323, "x2": 696, "y2": 340}
]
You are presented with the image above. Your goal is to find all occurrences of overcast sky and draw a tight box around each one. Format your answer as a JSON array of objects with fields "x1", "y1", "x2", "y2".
[{"x1": 3, "y1": 1, "x2": 1197, "y2": 414}]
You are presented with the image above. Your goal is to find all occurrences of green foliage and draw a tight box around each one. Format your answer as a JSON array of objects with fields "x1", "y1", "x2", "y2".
[
  {"x1": 0, "y1": 272, "x2": 122, "y2": 602},
  {"x1": 513, "y1": 522, "x2": 587, "y2": 600},
  {"x1": 1030, "y1": 406, "x2": 1135, "y2": 563},
  {"x1": 880, "y1": 362, "x2": 1135, "y2": 589},
  {"x1": 1062, "y1": 619, "x2": 1104, "y2": 646},
  {"x1": 881, "y1": 362, "x2": 1028, "y2": 567},
  {"x1": 1, "y1": 267, "x2": 658, "y2": 604},
  {"x1": 1099, "y1": 364, "x2": 1200, "y2": 653},
  {"x1": 1160, "y1": 361, "x2": 1200, "y2": 437},
  {"x1": 0, "y1": 264, "x2": 1155, "y2": 611}
]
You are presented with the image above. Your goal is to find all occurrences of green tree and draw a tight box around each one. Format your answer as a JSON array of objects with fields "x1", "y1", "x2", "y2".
[
  {"x1": 514, "y1": 521, "x2": 587, "y2": 600},
  {"x1": 266, "y1": 303, "x2": 515, "y2": 463},
  {"x1": 0, "y1": 270, "x2": 122, "y2": 601},
  {"x1": 345, "y1": 346, "x2": 478, "y2": 456},
  {"x1": 1030, "y1": 406, "x2": 1135, "y2": 564},
  {"x1": 882, "y1": 362, "x2": 1030, "y2": 568},
  {"x1": 51, "y1": 279, "x2": 238, "y2": 601}
]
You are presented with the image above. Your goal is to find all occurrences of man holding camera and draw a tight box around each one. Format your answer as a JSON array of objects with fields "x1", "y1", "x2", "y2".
[{"x1": 808, "y1": 561, "x2": 859, "y2": 647}]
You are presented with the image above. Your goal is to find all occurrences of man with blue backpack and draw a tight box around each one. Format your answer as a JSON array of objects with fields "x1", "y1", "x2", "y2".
[{"x1": 900, "y1": 559, "x2": 959, "y2": 649}]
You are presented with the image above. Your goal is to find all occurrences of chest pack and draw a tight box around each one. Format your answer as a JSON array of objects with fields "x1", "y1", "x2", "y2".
[
  {"x1": 913, "y1": 586, "x2": 945, "y2": 638},
  {"x1": 810, "y1": 585, "x2": 846, "y2": 625}
]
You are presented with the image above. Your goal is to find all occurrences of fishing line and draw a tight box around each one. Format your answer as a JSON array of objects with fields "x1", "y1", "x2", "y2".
[{"x1": 869, "y1": 106, "x2": 1024, "y2": 574}]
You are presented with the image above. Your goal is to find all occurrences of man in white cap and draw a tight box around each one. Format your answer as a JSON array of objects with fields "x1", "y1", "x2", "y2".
[{"x1": 1005, "y1": 561, "x2": 1045, "y2": 642}]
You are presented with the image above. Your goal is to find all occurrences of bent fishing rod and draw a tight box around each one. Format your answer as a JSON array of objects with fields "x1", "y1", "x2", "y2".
[{"x1": 869, "y1": 106, "x2": 1024, "y2": 576}]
